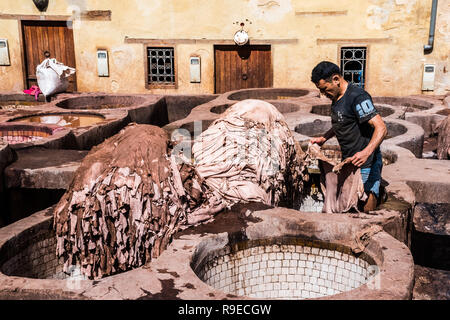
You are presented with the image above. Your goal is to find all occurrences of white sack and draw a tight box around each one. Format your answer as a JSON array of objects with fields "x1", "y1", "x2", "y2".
[{"x1": 36, "y1": 58, "x2": 76, "y2": 97}]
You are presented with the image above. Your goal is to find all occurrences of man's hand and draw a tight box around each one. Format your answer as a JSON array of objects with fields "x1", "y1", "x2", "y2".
[
  {"x1": 310, "y1": 136, "x2": 327, "y2": 146},
  {"x1": 350, "y1": 150, "x2": 370, "y2": 167}
]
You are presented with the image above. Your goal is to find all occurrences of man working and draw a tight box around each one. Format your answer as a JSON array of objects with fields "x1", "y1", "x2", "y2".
[{"x1": 310, "y1": 61, "x2": 387, "y2": 212}]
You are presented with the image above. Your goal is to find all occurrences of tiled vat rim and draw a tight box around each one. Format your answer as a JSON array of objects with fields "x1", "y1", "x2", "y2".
[
  {"x1": 54, "y1": 95, "x2": 149, "y2": 109},
  {"x1": 8, "y1": 111, "x2": 107, "y2": 122},
  {"x1": 0, "y1": 216, "x2": 85, "y2": 281},
  {"x1": 0, "y1": 217, "x2": 63, "y2": 279},
  {"x1": 0, "y1": 123, "x2": 71, "y2": 149},
  {"x1": 193, "y1": 237, "x2": 377, "y2": 300}
]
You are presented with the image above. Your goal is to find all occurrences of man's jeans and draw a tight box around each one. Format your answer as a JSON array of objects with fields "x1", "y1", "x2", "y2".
[{"x1": 360, "y1": 150, "x2": 383, "y2": 198}]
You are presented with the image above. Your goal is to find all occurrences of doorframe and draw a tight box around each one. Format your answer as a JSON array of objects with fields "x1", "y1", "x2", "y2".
[
  {"x1": 18, "y1": 20, "x2": 27, "y2": 90},
  {"x1": 19, "y1": 19, "x2": 77, "y2": 91},
  {"x1": 213, "y1": 44, "x2": 273, "y2": 94}
]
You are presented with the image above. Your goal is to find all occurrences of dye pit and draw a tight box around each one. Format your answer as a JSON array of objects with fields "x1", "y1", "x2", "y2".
[
  {"x1": 311, "y1": 104, "x2": 395, "y2": 118},
  {"x1": 0, "y1": 88, "x2": 448, "y2": 300},
  {"x1": 55, "y1": 95, "x2": 147, "y2": 110},
  {"x1": 227, "y1": 88, "x2": 310, "y2": 101},
  {"x1": 9, "y1": 113, "x2": 106, "y2": 128},
  {"x1": 294, "y1": 119, "x2": 407, "y2": 140},
  {"x1": 195, "y1": 238, "x2": 376, "y2": 299},
  {"x1": 0, "y1": 216, "x2": 84, "y2": 280},
  {"x1": 0, "y1": 123, "x2": 60, "y2": 145}
]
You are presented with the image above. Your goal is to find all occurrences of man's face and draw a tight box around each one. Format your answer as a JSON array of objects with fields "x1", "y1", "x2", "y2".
[{"x1": 315, "y1": 76, "x2": 340, "y2": 101}]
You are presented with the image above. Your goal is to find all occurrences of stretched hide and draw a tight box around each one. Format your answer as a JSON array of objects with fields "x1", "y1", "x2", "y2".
[
  {"x1": 54, "y1": 124, "x2": 215, "y2": 279},
  {"x1": 192, "y1": 99, "x2": 309, "y2": 209},
  {"x1": 307, "y1": 143, "x2": 366, "y2": 213}
]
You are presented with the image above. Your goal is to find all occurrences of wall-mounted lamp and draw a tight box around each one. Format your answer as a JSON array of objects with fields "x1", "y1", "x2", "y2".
[
  {"x1": 32, "y1": 0, "x2": 49, "y2": 12},
  {"x1": 97, "y1": 50, "x2": 109, "y2": 77},
  {"x1": 0, "y1": 39, "x2": 11, "y2": 66},
  {"x1": 234, "y1": 23, "x2": 249, "y2": 46},
  {"x1": 190, "y1": 56, "x2": 201, "y2": 83}
]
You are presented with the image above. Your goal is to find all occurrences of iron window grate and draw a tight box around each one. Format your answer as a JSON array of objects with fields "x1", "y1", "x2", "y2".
[
  {"x1": 147, "y1": 47, "x2": 175, "y2": 85},
  {"x1": 340, "y1": 47, "x2": 366, "y2": 89}
]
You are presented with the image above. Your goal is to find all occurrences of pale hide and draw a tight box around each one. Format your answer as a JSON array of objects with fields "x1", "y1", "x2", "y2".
[
  {"x1": 192, "y1": 99, "x2": 309, "y2": 209},
  {"x1": 307, "y1": 143, "x2": 366, "y2": 213}
]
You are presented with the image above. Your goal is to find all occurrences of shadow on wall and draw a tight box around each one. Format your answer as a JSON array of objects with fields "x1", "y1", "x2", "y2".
[
  {"x1": 164, "y1": 95, "x2": 218, "y2": 123},
  {"x1": 410, "y1": 202, "x2": 450, "y2": 271},
  {"x1": 3, "y1": 188, "x2": 65, "y2": 226}
]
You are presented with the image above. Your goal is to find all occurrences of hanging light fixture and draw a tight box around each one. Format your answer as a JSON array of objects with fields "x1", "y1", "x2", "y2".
[
  {"x1": 234, "y1": 22, "x2": 249, "y2": 46},
  {"x1": 32, "y1": 0, "x2": 49, "y2": 12}
]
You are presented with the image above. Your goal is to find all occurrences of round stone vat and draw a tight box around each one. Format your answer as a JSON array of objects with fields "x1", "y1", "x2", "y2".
[
  {"x1": 228, "y1": 89, "x2": 310, "y2": 101},
  {"x1": 385, "y1": 121, "x2": 408, "y2": 139},
  {"x1": 300, "y1": 142, "x2": 396, "y2": 166},
  {"x1": 187, "y1": 207, "x2": 415, "y2": 300},
  {"x1": 179, "y1": 120, "x2": 215, "y2": 138},
  {"x1": 0, "y1": 100, "x2": 46, "y2": 110},
  {"x1": 269, "y1": 102, "x2": 301, "y2": 114},
  {"x1": 211, "y1": 102, "x2": 300, "y2": 115},
  {"x1": 311, "y1": 104, "x2": 394, "y2": 118},
  {"x1": 194, "y1": 237, "x2": 376, "y2": 299},
  {"x1": 373, "y1": 97, "x2": 434, "y2": 112},
  {"x1": 165, "y1": 95, "x2": 219, "y2": 123},
  {"x1": 0, "y1": 215, "x2": 83, "y2": 280},
  {"x1": 55, "y1": 95, "x2": 146, "y2": 110},
  {"x1": 9, "y1": 112, "x2": 106, "y2": 128},
  {"x1": 295, "y1": 120, "x2": 407, "y2": 140},
  {"x1": 0, "y1": 122, "x2": 67, "y2": 146},
  {"x1": 210, "y1": 103, "x2": 233, "y2": 114},
  {"x1": 295, "y1": 119, "x2": 332, "y2": 137},
  {"x1": 0, "y1": 205, "x2": 415, "y2": 299}
]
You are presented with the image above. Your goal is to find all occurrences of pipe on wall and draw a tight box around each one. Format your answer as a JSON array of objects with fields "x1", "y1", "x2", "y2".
[{"x1": 424, "y1": 0, "x2": 438, "y2": 54}]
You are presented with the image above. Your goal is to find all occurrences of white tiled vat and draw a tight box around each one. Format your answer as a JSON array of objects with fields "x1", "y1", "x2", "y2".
[
  {"x1": 196, "y1": 241, "x2": 376, "y2": 299},
  {"x1": 1, "y1": 226, "x2": 86, "y2": 280}
]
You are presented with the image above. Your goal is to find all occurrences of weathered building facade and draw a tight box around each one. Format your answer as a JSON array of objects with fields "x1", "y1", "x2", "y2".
[{"x1": 0, "y1": 0, "x2": 448, "y2": 96}]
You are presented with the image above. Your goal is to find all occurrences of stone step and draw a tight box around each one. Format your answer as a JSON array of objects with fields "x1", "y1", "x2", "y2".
[{"x1": 4, "y1": 147, "x2": 88, "y2": 190}]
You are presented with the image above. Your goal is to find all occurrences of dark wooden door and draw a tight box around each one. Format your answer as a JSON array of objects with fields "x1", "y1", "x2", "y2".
[
  {"x1": 22, "y1": 21, "x2": 77, "y2": 92},
  {"x1": 214, "y1": 45, "x2": 272, "y2": 94}
]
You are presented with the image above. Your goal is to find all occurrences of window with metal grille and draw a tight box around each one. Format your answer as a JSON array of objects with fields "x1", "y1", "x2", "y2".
[
  {"x1": 147, "y1": 47, "x2": 175, "y2": 85},
  {"x1": 340, "y1": 47, "x2": 366, "y2": 89}
]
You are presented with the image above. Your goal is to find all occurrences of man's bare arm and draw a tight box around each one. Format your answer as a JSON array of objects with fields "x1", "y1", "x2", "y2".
[
  {"x1": 310, "y1": 127, "x2": 335, "y2": 145},
  {"x1": 350, "y1": 114, "x2": 387, "y2": 167}
]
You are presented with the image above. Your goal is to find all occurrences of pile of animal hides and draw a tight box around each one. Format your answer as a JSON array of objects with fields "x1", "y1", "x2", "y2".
[{"x1": 53, "y1": 99, "x2": 310, "y2": 279}]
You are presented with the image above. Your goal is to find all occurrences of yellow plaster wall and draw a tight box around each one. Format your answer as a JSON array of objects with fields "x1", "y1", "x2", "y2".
[{"x1": 0, "y1": 0, "x2": 448, "y2": 96}]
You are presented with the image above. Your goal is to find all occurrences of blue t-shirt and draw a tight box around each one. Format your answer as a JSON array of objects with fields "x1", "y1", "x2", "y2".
[{"x1": 331, "y1": 84, "x2": 379, "y2": 168}]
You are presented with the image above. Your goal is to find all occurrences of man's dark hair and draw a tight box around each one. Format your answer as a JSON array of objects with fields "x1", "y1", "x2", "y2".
[{"x1": 311, "y1": 61, "x2": 341, "y2": 84}]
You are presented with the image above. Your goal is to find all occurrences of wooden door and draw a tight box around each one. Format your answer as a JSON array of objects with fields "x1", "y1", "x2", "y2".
[
  {"x1": 214, "y1": 45, "x2": 272, "y2": 94},
  {"x1": 22, "y1": 21, "x2": 77, "y2": 92}
]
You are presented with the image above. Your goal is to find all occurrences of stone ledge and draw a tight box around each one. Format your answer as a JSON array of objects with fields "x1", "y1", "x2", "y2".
[{"x1": 4, "y1": 148, "x2": 88, "y2": 189}]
